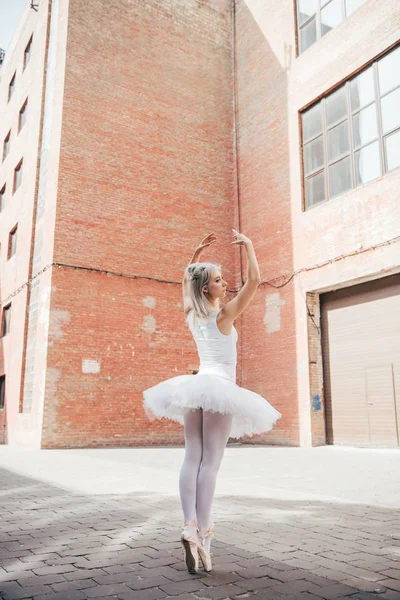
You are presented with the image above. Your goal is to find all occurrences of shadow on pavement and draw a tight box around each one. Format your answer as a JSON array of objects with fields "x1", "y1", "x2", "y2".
[{"x1": 0, "y1": 466, "x2": 399, "y2": 600}]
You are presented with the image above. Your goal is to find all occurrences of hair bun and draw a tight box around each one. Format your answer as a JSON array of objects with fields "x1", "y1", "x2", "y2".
[{"x1": 187, "y1": 264, "x2": 206, "y2": 281}]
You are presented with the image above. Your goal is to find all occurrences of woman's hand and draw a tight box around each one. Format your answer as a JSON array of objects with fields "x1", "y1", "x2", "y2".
[
  {"x1": 231, "y1": 228, "x2": 252, "y2": 246},
  {"x1": 196, "y1": 233, "x2": 217, "y2": 253}
]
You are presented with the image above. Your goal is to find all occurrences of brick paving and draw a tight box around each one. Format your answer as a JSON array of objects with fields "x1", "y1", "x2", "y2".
[{"x1": 0, "y1": 449, "x2": 400, "y2": 600}]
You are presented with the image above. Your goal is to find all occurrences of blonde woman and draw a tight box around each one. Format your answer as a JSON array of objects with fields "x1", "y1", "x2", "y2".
[{"x1": 143, "y1": 230, "x2": 281, "y2": 573}]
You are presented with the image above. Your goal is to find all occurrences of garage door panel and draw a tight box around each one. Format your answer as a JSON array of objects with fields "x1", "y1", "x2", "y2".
[
  {"x1": 365, "y1": 364, "x2": 398, "y2": 447},
  {"x1": 321, "y1": 274, "x2": 400, "y2": 448}
]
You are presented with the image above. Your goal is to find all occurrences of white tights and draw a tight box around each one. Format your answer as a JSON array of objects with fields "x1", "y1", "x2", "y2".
[{"x1": 179, "y1": 409, "x2": 233, "y2": 533}]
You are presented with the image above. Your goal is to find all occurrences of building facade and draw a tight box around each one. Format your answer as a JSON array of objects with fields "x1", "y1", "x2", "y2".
[{"x1": 0, "y1": 0, "x2": 399, "y2": 449}]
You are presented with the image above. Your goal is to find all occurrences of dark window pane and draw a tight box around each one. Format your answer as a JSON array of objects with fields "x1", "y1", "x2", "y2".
[
  {"x1": 8, "y1": 73, "x2": 15, "y2": 102},
  {"x1": 302, "y1": 102, "x2": 322, "y2": 141},
  {"x1": 306, "y1": 171, "x2": 325, "y2": 207},
  {"x1": 355, "y1": 142, "x2": 381, "y2": 185},
  {"x1": 300, "y1": 18, "x2": 317, "y2": 53},
  {"x1": 10, "y1": 230, "x2": 17, "y2": 257},
  {"x1": 0, "y1": 186, "x2": 5, "y2": 212},
  {"x1": 321, "y1": 0, "x2": 344, "y2": 36},
  {"x1": 352, "y1": 103, "x2": 378, "y2": 148},
  {"x1": 329, "y1": 156, "x2": 352, "y2": 198},
  {"x1": 0, "y1": 376, "x2": 5, "y2": 409},
  {"x1": 14, "y1": 162, "x2": 23, "y2": 192},
  {"x1": 298, "y1": 0, "x2": 317, "y2": 25},
  {"x1": 19, "y1": 100, "x2": 28, "y2": 132},
  {"x1": 350, "y1": 67, "x2": 375, "y2": 111},
  {"x1": 304, "y1": 135, "x2": 324, "y2": 174},
  {"x1": 24, "y1": 37, "x2": 32, "y2": 70},
  {"x1": 327, "y1": 120, "x2": 349, "y2": 162},
  {"x1": 378, "y1": 46, "x2": 400, "y2": 96},
  {"x1": 381, "y1": 87, "x2": 400, "y2": 134},
  {"x1": 3, "y1": 132, "x2": 10, "y2": 161},
  {"x1": 3, "y1": 306, "x2": 11, "y2": 336},
  {"x1": 345, "y1": 0, "x2": 366, "y2": 16},
  {"x1": 385, "y1": 130, "x2": 400, "y2": 172},
  {"x1": 326, "y1": 86, "x2": 347, "y2": 127}
]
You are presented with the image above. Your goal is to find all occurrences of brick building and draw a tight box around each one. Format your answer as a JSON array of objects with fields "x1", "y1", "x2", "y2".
[{"x1": 0, "y1": 0, "x2": 399, "y2": 449}]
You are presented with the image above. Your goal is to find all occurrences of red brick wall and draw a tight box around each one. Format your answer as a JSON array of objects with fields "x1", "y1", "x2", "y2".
[
  {"x1": 42, "y1": 0, "x2": 236, "y2": 447},
  {"x1": 43, "y1": 267, "x2": 194, "y2": 447},
  {"x1": 234, "y1": 0, "x2": 299, "y2": 445}
]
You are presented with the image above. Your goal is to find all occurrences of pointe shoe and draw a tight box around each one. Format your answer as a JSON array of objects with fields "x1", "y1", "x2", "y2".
[
  {"x1": 197, "y1": 522, "x2": 214, "y2": 572},
  {"x1": 180, "y1": 520, "x2": 199, "y2": 574}
]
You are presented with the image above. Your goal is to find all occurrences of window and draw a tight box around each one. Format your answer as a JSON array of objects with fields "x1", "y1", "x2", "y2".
[
  {"x1": 8, "y1": 72, "x2": 16, "y2": 102},
  {"x1": 2, "y1": 305, "x2": 11, "y2": 337},
  {"x1": 18, "y1": 99, "x2": 28, "y2": 132},
  {"x1": 0, "y1": 185, "x2": 5, "y2": 212},
  {"x1": 0, "y1": 375, "x2": 5, "y2": 410},
  {"x1": 13, "y1": 160, "x2": 23, "y2": 193},
  {"x1": 302, "y1": 46, "x2": 400, "y2": 209},
  {"x1": 3, "y1": 131, "x2": 11, "y2": 162},
  {"x1": 24, "y1": 35, "x2": 32, "y2": 70},
  {"x1": 297, "y1": 0, "x2": 366, "y2": 53},
  {"x1": 8, "y1": 226, "x2": 17, "y2": 259}
]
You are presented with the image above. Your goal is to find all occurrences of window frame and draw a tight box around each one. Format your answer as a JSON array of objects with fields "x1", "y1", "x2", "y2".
[
  {"x1": 1, "y1": 304, "x2": 11, "y2": 338},
  {"x1": 2, "y1": 130, "x2": 11, "y2": 162},
  {"x1": 301, "y1": 45, "x2": 400, "y2": 210},
  {"x1": 13, "y1": 159, "x2": 23, "y2": 194},
  {"x1": 8, "y1": 72, "x2": 16, "y2": 102},
  {"x1": 8, "y1": 225, "x2": 18, "y2": 260},
  {"x1": 296, "y1": 0, "x2": 366, "y2": 55},
  {"x1": 23, "y1": 35, "x2": 33, "y2": 71},
  {"x1": 0, "y1": 184, "x2": 5, "y2": 212},
  {"x1": 18, "y1": 98, "x2": 28, "y2": 133},
  {"x1": 0, "y1": 375, "x2": 5, "y2": 410}
]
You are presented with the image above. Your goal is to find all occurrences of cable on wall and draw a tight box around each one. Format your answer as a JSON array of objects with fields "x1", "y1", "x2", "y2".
[{"x1": 2, "y1": 234, "x2": 400, "y2": 306}]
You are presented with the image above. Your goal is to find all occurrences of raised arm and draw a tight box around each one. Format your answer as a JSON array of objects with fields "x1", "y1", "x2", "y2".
[
  {"x1": 182, "y1": 233, "x2": 217, "y2": 313},
  {"x1": 219, "y1": 229, "x2": 261, "y2": 323}
]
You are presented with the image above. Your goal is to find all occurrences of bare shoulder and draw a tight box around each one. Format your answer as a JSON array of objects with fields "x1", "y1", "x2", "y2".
[{"x1": 219, "y1": 279, "x2": 259, "y2": 323}]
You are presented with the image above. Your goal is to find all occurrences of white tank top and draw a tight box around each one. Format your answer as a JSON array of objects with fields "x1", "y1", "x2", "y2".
[{"x1": 186, "y1": 308, "x2": 238, "y2": 382}]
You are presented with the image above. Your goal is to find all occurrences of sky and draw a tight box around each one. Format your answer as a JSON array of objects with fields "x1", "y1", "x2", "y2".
[{"x1": 0, "y1": 0, "x2": 27, "y2": 52}]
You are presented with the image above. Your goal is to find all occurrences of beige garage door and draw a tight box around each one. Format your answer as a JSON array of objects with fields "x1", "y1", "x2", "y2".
[{"x1": 321, "y1": 274, "x2": 400, "y2": 448}]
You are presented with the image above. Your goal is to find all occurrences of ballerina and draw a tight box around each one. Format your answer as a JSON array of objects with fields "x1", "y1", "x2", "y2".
[{"x1": 143, "y1": 229, "x2": 281, "y2": 573}]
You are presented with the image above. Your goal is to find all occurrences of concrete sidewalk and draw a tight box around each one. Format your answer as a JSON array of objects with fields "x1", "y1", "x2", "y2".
[{"x1": 0, "y1": 445, "x2": 399, "y2": 600}]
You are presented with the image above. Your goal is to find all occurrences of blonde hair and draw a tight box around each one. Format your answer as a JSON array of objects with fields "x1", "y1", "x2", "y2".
[{"x1": 185, "y1": 262, "x2": 221, "y2": 321}]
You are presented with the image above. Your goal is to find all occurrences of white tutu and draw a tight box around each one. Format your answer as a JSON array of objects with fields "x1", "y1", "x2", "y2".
[{"x1": 143, "y1": 373, "x2": 282, "y2": 439}]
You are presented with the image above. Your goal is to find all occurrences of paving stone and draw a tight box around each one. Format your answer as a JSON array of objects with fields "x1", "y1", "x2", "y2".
[
  {"x1": 166, "y1": 595, "x2": 207, "y2": 600},
  {"x1": 16, "y1": 575, "x2": 66, "y2": 588},
  {"x1": 232, "y1": 566, "x2": 277, "y2": 580},
  {"x1": 235, "y1": 576, "x2": 277, "y2": 590},
  {"x1": 64, "y1": 568, "x2": 107, "y2": 581},
  {"x1": 379, "y1": 591, "x2": 400, "y2": 600},
  {"x1": 84, "y1": 582, "x2": 131, "y2": 597},
  {"x1": 159, "y1": 579, "x2": 207, "y2": 596},
  {"x1": 232, "y1": 587, "x2": 285, "y2": 599},
  {"x1": 269, "y1": 579, "x2": 319, "y2": 595},
  {"x1": 341, "y1": 578, "x2": 387, "y2": 592},
  {"x1": 312, "y1": 582, "x2": 359, "y2": 598},
  {"x1": 378, "y1": 579, "x2": 400, "y2": 592},
  {"x1": 193, "y1": 584, "x2": 243, "y2": 599},
  {"x1": 31, "y1": 566, "x2": 76, "y2": 576},
  {"x1": 32, "y1": 592, "x2": 87, "y2": 600},
  {"x1": 126, "y1": 575, "x2": 172, "y2": 590},
  {"x1": 349, "y1": 594, "x2": 388, "y2": 600},
  {"x1": 118, "y1": 588, "x2": 166, "y2": 600},
  {"x1": 281, "y1": 594, "x2": 327, "y2": 600},
  {"x1": 197, "y1": 571, "x2": 241, "y2": 586},
  {"x1": 1, "y1": 584, "x2": 50, "y2": 599},
  {"x1": 50, "y1": 578, "x2": 98, "y2": 592}
]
